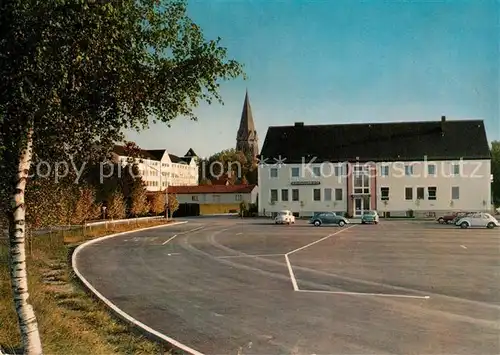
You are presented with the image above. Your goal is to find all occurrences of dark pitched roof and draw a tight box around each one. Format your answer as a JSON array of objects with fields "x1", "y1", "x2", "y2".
[
  {"x1": 112, "y1": 145, "x2": 157, "y2": 160},
  {"x1": 146, "y1": 149, "x2": 166, "y2": 161},
  {"x1": 168, "y1": 184, "x2": 257, "y2": 194},
  {"x1": 168, "y1": 153, "x2": 182, "y2": 163},
  {"x1": 260, "y1": 118, "x2": 491, "y2": 163}
]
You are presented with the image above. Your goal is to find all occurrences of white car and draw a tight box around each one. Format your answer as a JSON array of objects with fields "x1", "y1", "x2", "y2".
[
  {"x1": 455, "y1": 212, "x2": 500, "y2": 229},
  {"x1": 275, "y1": 210, "x2": 295, "y2": 225}
]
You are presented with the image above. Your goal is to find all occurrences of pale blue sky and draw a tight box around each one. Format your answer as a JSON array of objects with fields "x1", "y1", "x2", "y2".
[{"x1": 125, "y1": 0, "x2": 499, "y2": 158}]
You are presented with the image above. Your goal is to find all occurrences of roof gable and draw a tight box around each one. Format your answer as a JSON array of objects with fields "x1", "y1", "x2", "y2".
[
  {"x1": 260, "y1": 119, "x2": 490, "y2": 162},
  {"x1": 185, "y1": 148, "x2": 197, "y2": 157}
]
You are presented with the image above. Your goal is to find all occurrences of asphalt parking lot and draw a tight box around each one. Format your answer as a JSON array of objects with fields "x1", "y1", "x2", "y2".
[{"x1": 75, "y1": 217, "x2": 500, "y2": 355}]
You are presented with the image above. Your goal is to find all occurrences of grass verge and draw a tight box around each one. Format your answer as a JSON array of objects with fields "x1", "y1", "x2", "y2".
[{"x1": 0, "y1": 219, "x2": 185, "y2": 355}]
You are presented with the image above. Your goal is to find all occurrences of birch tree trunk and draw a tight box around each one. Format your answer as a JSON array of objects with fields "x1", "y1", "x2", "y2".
[{"x1": 8, "y1": 129, "x2": 43, "y2": 355}]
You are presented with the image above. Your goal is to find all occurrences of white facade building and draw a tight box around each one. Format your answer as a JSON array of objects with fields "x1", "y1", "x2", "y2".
[
  {"x1": 258, "y1": 117, "x2": 492, "y2": 218},
  {"x1": 112, "y1": 146, "x2": 199, "y2": 191}
]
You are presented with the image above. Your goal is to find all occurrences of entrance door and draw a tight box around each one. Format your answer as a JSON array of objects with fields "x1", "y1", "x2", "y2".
[
  {"x1": 354, "y1": 196, "x2": 370, "y2": 217},
  {"x1": 354, "y1": 197, "x2": 363, "y2": 217}
]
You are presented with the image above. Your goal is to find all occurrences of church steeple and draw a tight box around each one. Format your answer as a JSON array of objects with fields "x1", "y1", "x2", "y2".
[{"x1": 236, "y1": 90, "x2": 259, "y2": 159}]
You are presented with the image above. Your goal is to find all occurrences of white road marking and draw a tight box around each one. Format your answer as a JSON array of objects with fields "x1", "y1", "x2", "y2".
[
  {"x1": 285, "y1": 254, "x2": 299, "y2": 291},
  {"x1": 161, "y1": 226, "x2": 205, "y2": 245},
  {"x1": 298, "y1": 289, "x2": 430, "y2": 299},
  {"x1": 72, "y1": 221, "x2": 205, "y2": 355},
  {"x1": 461, "y1": 245, "x2": 467, "y2": 249},
  {"x1": 162, "y1": 235, "x2": 177, "y2": 245},
  {"x1": 236, "y1": 232, "x2": 243, "y2": 235},
  {"x1": 286, "y1": 225, "x2": 356, "y2": 255},
  {"x1": 167, "y1": 253, "x2": 180, "y2": 256},
  {"x1": 217, "y1": 253, "x2": 285, "y2": 259},
  {"x1": 283, "y1": 226, "x2": 355, "y2": 291}
]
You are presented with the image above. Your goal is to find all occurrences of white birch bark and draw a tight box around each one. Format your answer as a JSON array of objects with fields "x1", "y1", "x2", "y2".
[{"x1": 9, "y1": 129, "x2": 43, "y2": 355}]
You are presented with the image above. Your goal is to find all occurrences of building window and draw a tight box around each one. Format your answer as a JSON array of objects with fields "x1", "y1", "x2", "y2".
[
  {"x1": 213, "y1": 195, "x2": 221, "y2": 203},
  {"x1": 292, "y1": 189, "x2": 299, "y2": 201},
  {"x1": 270, "y1": 168, "x2": 278, "y2": 178},
  {"x1": 334, "y1": 165, "x2": 343, "y2": 177},
  {"x1": 192, "y1": 195, "x2": 198, "y2": 201},
  {"x1": 380, "y1": 187, "x2": 389, "y2": 201},
  {"x1": 452, "y1": 163, "x2": 460, "y2": 176},
  {"x1": 281, "y1": 189, "x2": 289, "y2": 201},
  {"x1": 353, "y1": 171, "x2": 370, "y2": 194},
  {"x1": 381, "y1": 165, "x2": 389, "y2": 177},
  {"x1": 405, "y1": 187, "x2": 413, "y2": 200},
  {"x1": 334, "y1": 188, "x2": 343, "y2": 201},
  {"x1": 324, "y1": 188, "x2": 332, "y2": 201},
  {"x1": 313, "y1": 188, "x2": 321, "y2": 201},
  {"x1": 427, "y1": 164, "x2": 436, "y2": 176},
  {"x1": 235, "y1": 194, "x2": 242, "y2": 201},
  {"x1": 405, "y1": 165, "x2": 413, "y2": 176},
  {"x1": 451, "y1": 186, "x2": 459, "y2": 200},
  {"x1": 291, "y1": 167, "x2": 300, "y2": 177},
  {"x1": 417, "y1": 187, "x2": 424, "y2": 200},
  {"x1": 270, "y1": 189, "x2": 278, "y2": 202},
  {"x1": 313, "y1": 166, "x2": 321, "y2": 177},
  {"x1": 428, "y1": 187, "x2": 437, "y2": 200}
]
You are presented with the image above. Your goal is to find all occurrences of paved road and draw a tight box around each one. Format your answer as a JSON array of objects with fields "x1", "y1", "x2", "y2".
[{"x1": 74, "y1": 218, "x2": 500, "y2": 354}]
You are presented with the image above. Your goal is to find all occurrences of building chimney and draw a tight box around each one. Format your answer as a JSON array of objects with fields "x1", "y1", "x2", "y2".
[
  {"x1": 294, "y1": 122, "x2": 304, "y2": 127},
  {"x1": 441, "y1": 115, "x2": 446, "y2": 136}
]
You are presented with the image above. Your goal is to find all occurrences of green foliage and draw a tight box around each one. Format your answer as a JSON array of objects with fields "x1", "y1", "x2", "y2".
[
  {"x1": 491, "y1": 141, "x2": 500, "y2": 206},
  {"x1": 0, "y1": 0, "x2": 244, "y2": 214},
  {"x1": 202, "y1": 148, "x2": 258, "y2": 184},
  {"x1": 25, "y1": 177, "x2": 73, "y2": 229},
  {"x1": 106, "y1": 191, "x2": 126, "y2": 219}
]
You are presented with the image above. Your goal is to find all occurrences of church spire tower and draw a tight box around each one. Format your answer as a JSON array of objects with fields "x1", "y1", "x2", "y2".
[{"x1": 236, "y1": 90, "x2": 259, "y2": 159}]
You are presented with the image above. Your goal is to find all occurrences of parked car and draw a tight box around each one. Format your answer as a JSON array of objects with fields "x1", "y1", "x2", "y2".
[
  {"x1": 437, "y1": 211, "x2": 467, "y2": 224},
  {"x1": 361, "y1": 210, "x2": 379, "y2": 224},
  {"x1": 455, "y1": 212, "x2": 500, "y2": 229},
  {"x1": 275, "y1": 210, "x2": 295, "y2": 225},
  {"x1": 450, "y1": 212, "x2": 475, "y2": 225},
  {"x1": 309, "y1": 212, "x2": 350, "y2": 227}
]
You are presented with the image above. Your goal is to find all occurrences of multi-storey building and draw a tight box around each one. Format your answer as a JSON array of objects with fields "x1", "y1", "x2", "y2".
[
  {"x1": 111, "y1": 146, "x2": 199, "y2": 191},
  {"x1": 258, "y1": 117, "x2": 492, "y2": 217}
]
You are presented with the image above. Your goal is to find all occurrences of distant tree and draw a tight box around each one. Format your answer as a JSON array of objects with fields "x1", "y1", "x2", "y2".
[
  {"x1": 239, "y1": 200, "x2": 248, "y2": 217},
  {"x1": 204, "y1": 148, "x2": 258, "y2": 184},
  {"x1": 107, "y1": 191, "x2": 127, "y2": 219},
  {"x1": 122, "y1": 141, "x2": 144, "y2": 164},
  {"x1": 150, "y1": 192, "x2": 166, "y2": 216},
  {"x1": 492, "y1": 141, "x2": 500, "y2": 206},
  {"x1": 130, "y1": 186, "x2": 149, "y2": 217},
  {"x1": 0, "y1": 0, "x2": 243, "y2": 351},
  {"x1": 25, "y1": 175, "x2": 73, "y2": 229},
  {"x1": 239, "y1": 176, "x2": 249, "y2": 185},
  {"x1": 200, "y1": 177, "x2": 212, "y2": 185},
  {"x1": 167, "y1": 194, "x2": 180, "y2": 217},
  {"x1": 70, "y1": 186, "x2": 102, "y2": 224}
]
